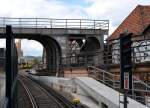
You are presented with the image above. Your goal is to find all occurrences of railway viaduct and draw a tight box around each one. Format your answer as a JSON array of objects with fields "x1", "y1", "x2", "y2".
[{"x1": 0, "y1": 18, "x2": 109, "y2": 75}]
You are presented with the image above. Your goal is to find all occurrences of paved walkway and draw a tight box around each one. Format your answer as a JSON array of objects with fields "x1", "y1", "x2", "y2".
[
  {"x1": 75, "y1": 77, "x2": 148, "y2": 108},
  {"x1": 28, "y1": 74, "x2": 148, "y2": 108},
  {"x1": 72, "y1": 93, "x2": 100, "y2": 108}
]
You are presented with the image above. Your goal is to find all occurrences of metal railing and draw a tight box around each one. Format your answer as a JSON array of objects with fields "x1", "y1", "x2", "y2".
[
  {"x1": 0, "y1": 17, "x2": 109, "y2": 30},
  {"x1": 119, "y1": 89, "x2": 150, "y2": 107},
  {"x1": 87, "y1": 66, "x2": 150, "y2": 90},
  {"x1": 87, "y1": 66, "x2": 150, "y2": 107},
  {"x1": 87, "y1": 66, "x2": 120, "y2": 89}
]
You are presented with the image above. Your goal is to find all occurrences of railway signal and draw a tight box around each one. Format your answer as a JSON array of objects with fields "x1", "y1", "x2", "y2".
[
  {"x1": 120, "y1": 32, "x2": 132, "y2": 90},
  {"x1": 120, "y1": 32, "x2": 132, "y2": 108}
]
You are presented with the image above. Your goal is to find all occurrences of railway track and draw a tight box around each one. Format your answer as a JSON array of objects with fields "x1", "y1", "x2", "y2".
[
  {"x1": 26, "y1": 75, "x2": 88, "y2": 108},
  {"x1": 17, "y1": 81, "x2": 37, "y2": 108},
  {"x1": 18, "y1": 74, "x2": 75, "y2": 108}
]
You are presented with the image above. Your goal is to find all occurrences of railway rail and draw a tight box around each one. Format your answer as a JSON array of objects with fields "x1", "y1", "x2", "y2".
[
  {"x1": 17, "y1": 81, "x2": 37, "y2": 108},
  {"x1": 18, "y1": 74, "x2": 76, "y2": 108}
]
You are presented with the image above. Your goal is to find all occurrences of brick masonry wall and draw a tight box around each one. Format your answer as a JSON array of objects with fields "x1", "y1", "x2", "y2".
[{"x1": 64, "y1": 68, "x2": 88, "y2": 78}]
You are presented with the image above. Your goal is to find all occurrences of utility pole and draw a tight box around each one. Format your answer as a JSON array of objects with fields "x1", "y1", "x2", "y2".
[{"x1": 120, "y1": 33, "x2": 132, "y2": 108}]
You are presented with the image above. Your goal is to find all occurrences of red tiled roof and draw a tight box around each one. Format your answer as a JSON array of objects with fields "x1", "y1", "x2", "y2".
[{"x1": 109, "y1": 5, "x2": 150, "y2": 40}]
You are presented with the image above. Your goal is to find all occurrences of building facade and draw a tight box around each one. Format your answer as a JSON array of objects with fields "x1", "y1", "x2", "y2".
[
  {"x1": 16, "y1": 39, "x2": 23, "y2": 63},
  {"x1": 107, "y1": 5, "x2": 150, "y2": 64}
]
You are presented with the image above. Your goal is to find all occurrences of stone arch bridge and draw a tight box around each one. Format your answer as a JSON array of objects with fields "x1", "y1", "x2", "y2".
[{"x1": 0, "y1": 17, "x2": 109, "y2": 75}]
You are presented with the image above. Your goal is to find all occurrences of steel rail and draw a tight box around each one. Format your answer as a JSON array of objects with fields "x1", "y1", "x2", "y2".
[
  {"x1": 19, "y1": 74, "x2": 73, "y2": 108},
  {"x1": 26, "y1": 75, "x2": 75, "y2": 108},
  {"x1": 18, "y1": 79, "x2": 38, "y2": 108},
  {"x1": 25, "y1": 74, "x2": 87, "y2": 108}
]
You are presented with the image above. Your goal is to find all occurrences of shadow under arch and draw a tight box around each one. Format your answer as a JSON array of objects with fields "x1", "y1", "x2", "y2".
[
  {"x1": 79, "y1": 36, "x2": 101, "y2": 66},
  {"x1": 16, "y1": 34, "x2": 62, "y2": 76},
  {"x1": 81, "y1": 37, "x2": 100, "y2": 51}
]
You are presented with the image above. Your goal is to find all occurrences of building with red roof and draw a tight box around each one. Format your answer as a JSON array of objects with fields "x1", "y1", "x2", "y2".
[{"x1": 109, "y1": 5, "x2": 150, "y2": 40}]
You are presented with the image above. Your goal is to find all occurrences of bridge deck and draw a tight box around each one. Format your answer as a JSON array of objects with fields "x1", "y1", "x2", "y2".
[
  {"x1": 0, "y1": 18, "x2": 109, "y2": 37},
  {"x1": 0, "y1": 27, "x2": 108, "y2": 38}
]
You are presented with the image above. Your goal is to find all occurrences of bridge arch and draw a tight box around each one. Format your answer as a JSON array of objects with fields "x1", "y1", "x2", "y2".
[
  {"x1": 81, "y1": 37, "x2": 101, "y2": 51},
  {"x1": 16, "y1": 34, "x2": 62, "y2": 75},
  {"x1": 80, "y1": 36, "x2": 101, "y2": 65}
]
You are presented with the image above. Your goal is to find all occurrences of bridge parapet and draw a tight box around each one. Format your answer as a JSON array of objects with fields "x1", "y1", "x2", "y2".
[{"x1": 0, "y1": 17, "x2": 109, "y2": 30}]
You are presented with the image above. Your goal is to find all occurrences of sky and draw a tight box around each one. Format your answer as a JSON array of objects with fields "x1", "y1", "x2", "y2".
[{"x1": 0, "y1": 0, "x2": 150, "y2": 56}]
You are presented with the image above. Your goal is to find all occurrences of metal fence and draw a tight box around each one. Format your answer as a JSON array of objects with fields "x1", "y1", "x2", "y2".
[
  {"x1": 87, "y1": 66, "x2": 150, "y2": 107},
  {"x1": 119, "y1": 89, "x2": 150, "y2": 107},
  {"x1": 87, "y1": 66, "x2": 119, "y2": 89},
  {"x1": 0, "y1": 17, "x2": 109, "y2": 30}
]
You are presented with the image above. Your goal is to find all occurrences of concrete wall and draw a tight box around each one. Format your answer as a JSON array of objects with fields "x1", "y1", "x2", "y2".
[
  {"x1": 29, "y1": 75, "x2": 148, "y2": 108},
  {"x1": 75, "y1": 77, "x2": 148, "y2": 108},
  {"x1": 29, "y1": 75, "x2": 75, "y2": 94},
  {"x1": 28, "y1": 75, "x2": 98, "y2": 108}
]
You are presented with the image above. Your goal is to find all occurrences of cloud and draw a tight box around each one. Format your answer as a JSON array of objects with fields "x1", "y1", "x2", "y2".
[
  {"x1": 0, "y1": 0, "x2": 149, "y2": 56},
  {"x1": 84, "y1": 0, "x2": 150, "y2": 34},
  {"x1": 0, "y1": 0, "x2": 85, "y2": 56},
  {"x1": 0, "y1": 0, "x2": 87, "y2": 18},
  {"x1": 21, "y1": 39, "x2": 43, "y2": 56}
]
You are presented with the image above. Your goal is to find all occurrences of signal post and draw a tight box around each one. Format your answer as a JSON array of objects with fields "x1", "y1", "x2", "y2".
[{"x1": 120, "y1": 33, "x2": 132, "y2": 108}]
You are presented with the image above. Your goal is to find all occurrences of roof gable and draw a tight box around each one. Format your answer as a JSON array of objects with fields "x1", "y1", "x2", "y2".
[{"x1": 109, "y1": 5, "x2": 150, "y2": 40}]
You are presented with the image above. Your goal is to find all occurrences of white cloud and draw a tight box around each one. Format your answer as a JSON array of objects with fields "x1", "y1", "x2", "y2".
[
  {"x1": 0, "y1": 0, "x2": 86, "y2": 56},
  {"x1": 0, "y1": 39, "x2": 43, "y2": 56},
  {"x1": 0, "y1": 0, "x2": 149, "y2": 56},
  {"x1": 85, "y1": 0, "x2": 150, "y2": 34},
  {"x1": 83, "y1": 0, "x2": 150, "y2": 43},
  {"x1": 21, "y1": 39, "x2": 43, "y2": 56},
  {"x1": 0, "y1": 0, "x2": 86, "y2": 18}
]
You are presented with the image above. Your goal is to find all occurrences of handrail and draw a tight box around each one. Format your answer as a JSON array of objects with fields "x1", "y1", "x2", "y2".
[
  {"x1": 0, "y1": 17, "x2": 109, "y2": 30},
  {"x1": 87, "y1": 66, "x2": 150, "y2": 90},
  {"x1": 87, "y1": 66, "x2": 150, "y2": 106},
  {"x1": 88, "y1": 66, "x2": 119, "y2": 77},
  {"x1": 87, "y1": 66, "x2": 120, "y2": 89},
  {"x1": 133, "y1": 76, "x2": 150, "y2": 89}
]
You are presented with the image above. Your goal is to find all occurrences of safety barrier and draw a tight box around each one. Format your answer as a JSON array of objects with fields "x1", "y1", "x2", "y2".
[
  {"x1": 87, "y1": 66, "x2": 150, "y2": 107},
  {"x1": 0, "y1": 17, "x2": 109, "y2": 30}
]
